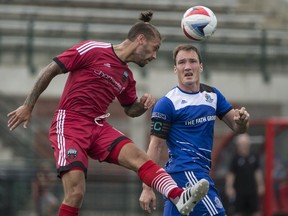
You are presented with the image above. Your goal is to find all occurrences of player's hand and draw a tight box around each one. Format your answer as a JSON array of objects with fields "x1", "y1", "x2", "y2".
[
  {"x1": 7, "y1": 105, "x2": 33, "y2": 131},
  {"x1": 139, "y1": 93, "x2": 155, "y2": 110},
  {"x1": 234, "y1": 107, "x2": 249, "y2": 125},
  {"x1": 139, "y1": 186, "x2": 157, "y2": 214}
]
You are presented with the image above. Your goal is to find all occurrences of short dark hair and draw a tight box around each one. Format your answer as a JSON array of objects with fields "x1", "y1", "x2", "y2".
[
  {"x1": 127, "y1": 11, "x2": 162, "y2": 41},
  {"x1": 173, "y1": 44, "x2": 202, "y2": 65}
]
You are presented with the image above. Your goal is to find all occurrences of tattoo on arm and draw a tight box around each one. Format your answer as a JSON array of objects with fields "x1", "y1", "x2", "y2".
[
  {"x1": 24, "y1": 62, "x2": 62, "y2": 110},
  {"x1": 124, "y1": 101, "x2": 147, "y2": 117}
]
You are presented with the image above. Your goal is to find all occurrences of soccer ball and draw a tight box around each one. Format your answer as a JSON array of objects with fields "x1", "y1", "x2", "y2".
[{"x1": 181, "y1": 6, "x2": 217, "y2": 41}]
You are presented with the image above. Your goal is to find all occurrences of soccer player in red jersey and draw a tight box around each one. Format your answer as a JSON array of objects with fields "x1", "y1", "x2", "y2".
[{"x1": 7, "y1": 11, "x2": 208, "y2": 216}]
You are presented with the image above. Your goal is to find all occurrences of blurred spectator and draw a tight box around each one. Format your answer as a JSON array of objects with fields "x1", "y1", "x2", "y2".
[
  {"x1": 273, "y1": 156, "x2": 288, "y2": 213},
  {"x1": 225, "y1": 133, "x2": 265, "y2": 216},
  {"x1": 32, "y1": 161, "x2": 59, "y2": 216}
]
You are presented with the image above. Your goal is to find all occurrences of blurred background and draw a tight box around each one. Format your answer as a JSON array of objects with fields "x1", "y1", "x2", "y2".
[{"x1": 0, "y1": 0, "x2": 288, "y2": 215}]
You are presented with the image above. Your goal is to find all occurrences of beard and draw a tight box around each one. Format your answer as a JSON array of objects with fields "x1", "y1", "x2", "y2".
[{"x1": 136, "y1": 59, "x2": 150, "y2": 67}]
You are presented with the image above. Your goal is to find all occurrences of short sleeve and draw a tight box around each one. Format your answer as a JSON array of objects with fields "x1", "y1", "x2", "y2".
[
  {"x1": 117, "y1": 72, "x2": 137, "y2": 106},
  {"x1": 214, "y1": 87, "x2": 233, "y2": 119}
]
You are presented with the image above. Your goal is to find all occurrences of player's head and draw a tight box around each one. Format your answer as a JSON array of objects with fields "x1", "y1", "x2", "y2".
[
  {"x1": 173, "y1": 44, "x2": 202, "y2": 66},
  {"x1": 173, "y1": 44, "x2": 203, "y2": 90},
  {"x1": 127, "y1": 11, "x2": 162, "y2": 67},
  {"x1": 127, "y1": 11, "x2": 162, "y2": 42}
]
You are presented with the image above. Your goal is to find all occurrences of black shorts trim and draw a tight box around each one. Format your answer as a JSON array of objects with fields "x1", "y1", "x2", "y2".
[
  {"x1": 107, "y1": 136, "x2": 131, "y2": 152},
  {"x1": 57, "y1": 161, "x2": 87, "y2": 179}
]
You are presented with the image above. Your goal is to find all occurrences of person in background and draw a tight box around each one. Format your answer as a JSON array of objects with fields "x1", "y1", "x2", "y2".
[
  {"x1": 225, "y1": 133, "x2": 265, "y2": 216},
  {"x1": 7, "y1": 12, "x2": 208, "y2": 216},
  {"x1": 139, "y1": 44, "x2": 250, "y2": 215},
  {"x1": 32, "y1": 161, "x2": 59, "y2": 216}
]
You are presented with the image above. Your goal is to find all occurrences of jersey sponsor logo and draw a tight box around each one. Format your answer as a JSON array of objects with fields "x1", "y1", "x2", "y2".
[
  {"x1": 67, "y1": 148, "x2": 78, "y2": 160},
  {"x1": 93, "y1": 69, "x2": 125, "y2": 93},
  {"x1": 76, "y1": 41, "x2": 111, "y2": 55},
  {"x1": 152, "y1": 112, "x2": 166, "y2": 120},
  {"x1": 185, "y1": 115, "x2": 216, "y2": 125}
]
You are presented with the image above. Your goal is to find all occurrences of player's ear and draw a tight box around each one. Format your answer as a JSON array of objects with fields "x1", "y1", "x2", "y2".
[
  {"x1": 199, "y1": 64, "x2": 203, "y2": 72},
  {"x1": 174, "y1": 66, "x2": 177, "y2": 73},
  {"x1": 137, "y1": 34, "x2": 145, "y2": 45}
]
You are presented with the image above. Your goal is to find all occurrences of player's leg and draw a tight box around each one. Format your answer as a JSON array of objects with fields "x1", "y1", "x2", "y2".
[
  {"x1": 61, "y1": 170, "x2": 86, "y2": 207},
  {"x1": 49, "y1": 110, "x2": 93, "y2": 216},
  {"x1": 58, "y1": 170, "x2": 86, "y2": 216},
  {"x1": 163, "y1": 171, "x2": 226, "y2": 216},
  {"x1": 163, "y1": 198, "x2": 182, "y2": 216},
  {"x1": 107, "y1": 141, "x2": 209, "y2": 215},
  {"x1": 93, "y1": 122, "x2": 208, "y2": 215},
  {"x1": 182, "y1": 171, "x2": 226, "y2": 215}
]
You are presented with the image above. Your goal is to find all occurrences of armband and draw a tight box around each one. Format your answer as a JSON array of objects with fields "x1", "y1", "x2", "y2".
[{"x1": 150, "y1": 119, "x2": 171, "y2": 139}]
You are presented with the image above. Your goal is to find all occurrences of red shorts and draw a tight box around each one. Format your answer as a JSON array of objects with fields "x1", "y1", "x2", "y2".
[{"x1": 49, "y1": 109, "x2": 132, "y2": 177}]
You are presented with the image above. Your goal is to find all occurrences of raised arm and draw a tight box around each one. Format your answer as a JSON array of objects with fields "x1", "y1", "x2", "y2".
[
  {"x1": 222, "y1": 107, "x2": 250, "y2": 134},
  {"x1": 7, "y1": 61, "x2": 63, "y2": 130},
  {"x1": 124, "y1": 93, "x2": 155, "y2": 117}
]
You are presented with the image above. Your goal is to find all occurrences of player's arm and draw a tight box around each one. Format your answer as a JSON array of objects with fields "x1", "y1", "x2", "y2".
[
  {"x1": 140, "y1": 117, "x2": 170, "y2": 213},
  {"x1": 139, "y1": 135, "x2": 166, "y2": 213},
  {"x1": 222, "y1": 107, "x2": 250, "y2": 133},
  {"x1": 124, "y1": 93, "x2": 155, "y2": 117},
  {"x1": 146, "y1": 117, "x2": 170, "y2": 163},
  {"x1": 7, "y1": 61, "x2": 63, "y2": 130}
]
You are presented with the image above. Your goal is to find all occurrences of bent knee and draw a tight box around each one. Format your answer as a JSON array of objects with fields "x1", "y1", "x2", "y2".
[
  {"x1": 117, "y1": 143, "x2": 150, "y2": 171},
  {"x1": 62, "y1": 170, "x2": 86, "y2": 207},
  {"x1": 64, "y1": 188, "x2": 85, "y2": 207}
]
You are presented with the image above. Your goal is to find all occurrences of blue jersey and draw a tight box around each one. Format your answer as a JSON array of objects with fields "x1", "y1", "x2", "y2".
[{"x1": 151, "y1": 84, "x2": 232, "y2": 174}]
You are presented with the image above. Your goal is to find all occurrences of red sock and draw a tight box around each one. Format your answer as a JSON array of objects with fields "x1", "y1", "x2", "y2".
[
  {"x1": 168, "y1": 187, "x2": 184, "y2": 200},
  {"x1": 138, "y1": 160, "x2": 183, "y2": 200},
  {"x1": 58, "y1": 203, "x2": 79, "y2": 216}
]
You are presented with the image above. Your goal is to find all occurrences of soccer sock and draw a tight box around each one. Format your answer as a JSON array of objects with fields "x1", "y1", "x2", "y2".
[
  {"x1": 138, "y1": 160, "x2": 183, "y2": 201},
  {"x1": 58, "y1": 203, "x2": 79, "y2": 216}
]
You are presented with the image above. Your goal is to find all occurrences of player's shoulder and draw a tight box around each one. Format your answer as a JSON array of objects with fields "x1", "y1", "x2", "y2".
[
  {"x1": 200, "y1": 83, "x2": 216, "y2": 93},
  {"x1": 74, "y1": 40, "x2": 112, "y2": 53},
  {"x1": 165, "y1": 86, "x2": 183, "y2": 98},
  {"x1": 78, "y1": 40, "x2": 111, "y2": 47},
  {"x1": 153, "y1": 88, "x2": 176, "y2": 108}
]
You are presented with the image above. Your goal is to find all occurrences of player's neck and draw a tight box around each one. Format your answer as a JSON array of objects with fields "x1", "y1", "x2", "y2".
[
  {"x1": 113, "y1": 40, "x2": 135, "y2": 63},
  {"x1": 178, "y1": 83, "x2": 200, "y2": 93}
]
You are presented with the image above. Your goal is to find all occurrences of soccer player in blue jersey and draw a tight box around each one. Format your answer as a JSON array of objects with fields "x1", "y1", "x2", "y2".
[{"x1": 139, "y1": 44, "x2": 250, "y2": 216}]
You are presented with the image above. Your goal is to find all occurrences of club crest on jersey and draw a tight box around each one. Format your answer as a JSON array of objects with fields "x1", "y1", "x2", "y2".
[
  {"x1": 67, "y1": 148, "x2": 78, "y2": 160},
  {"x1": 122, "y1": 71, "x2": 128, "y2": 83},
  {"x1": 214, "y1": 196, "x2": 223, "y2": 209},
  {"x1": 205, "y1": 93, "x2": 213, "y2": 103}
]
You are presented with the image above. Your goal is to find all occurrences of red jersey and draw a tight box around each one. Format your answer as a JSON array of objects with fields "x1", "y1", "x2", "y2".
[{"x1": 53, "y1": 40, "x2": 137, "y2": 118}]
